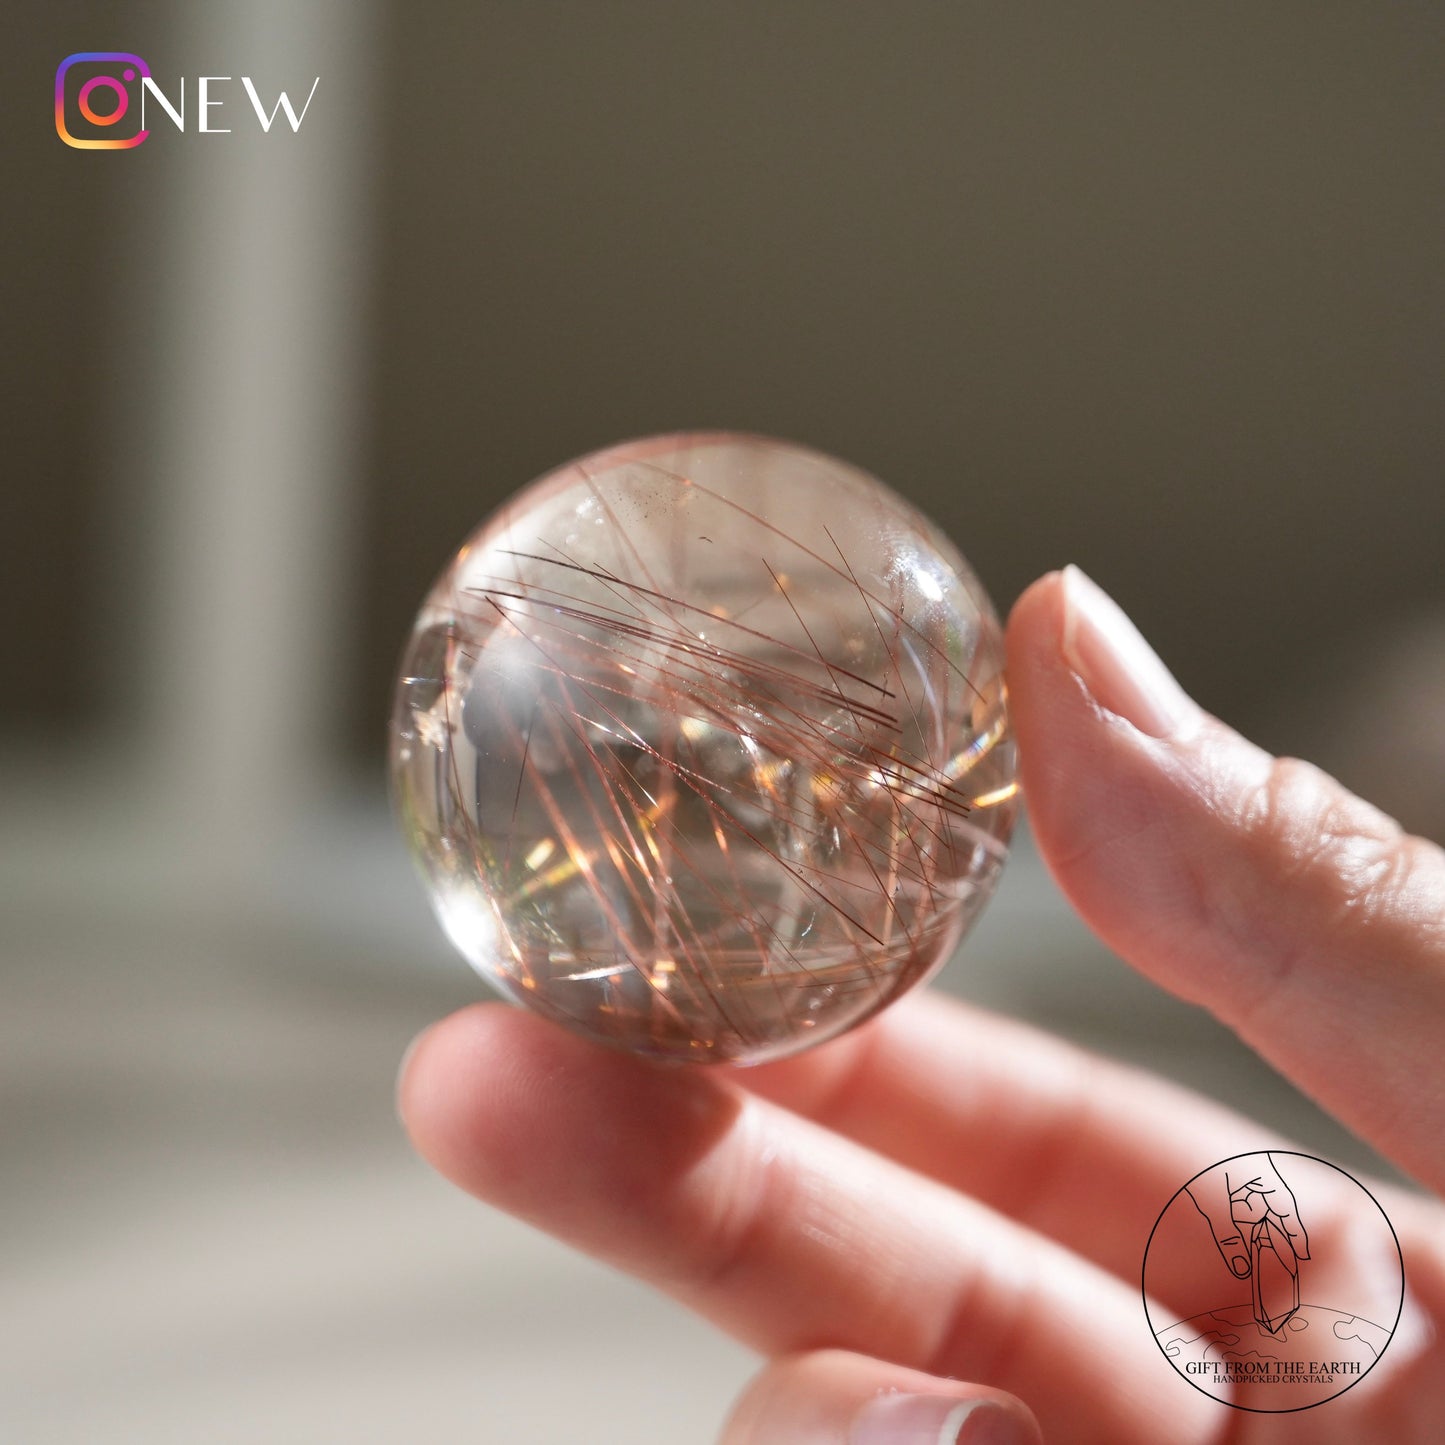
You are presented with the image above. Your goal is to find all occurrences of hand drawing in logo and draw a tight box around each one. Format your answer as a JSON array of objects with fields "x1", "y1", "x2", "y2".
[
  {"x1": 1142, "y1": 1151, "x2": 1403, "y2": 1412},
  {"x1": 1186, "y1": 1154, "x2": 1309, "y2": 1335}
]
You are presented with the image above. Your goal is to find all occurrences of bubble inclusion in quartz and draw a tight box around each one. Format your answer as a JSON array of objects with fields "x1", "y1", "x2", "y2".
[{"x1": 390, "y1": 433, "x2": 1016, "y2": 1064}]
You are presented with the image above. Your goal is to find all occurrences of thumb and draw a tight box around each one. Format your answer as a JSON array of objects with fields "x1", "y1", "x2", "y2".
[
  {"x1": 719, "y1": 1349, "x2": 1042, "y2": 1445},
  {"x1": 1007, "y1": 568, "x2": 1445, "y2": 1194},
  {"x1": 1183, "y1": 1180, "x2": 1252, "y2": 1279}
]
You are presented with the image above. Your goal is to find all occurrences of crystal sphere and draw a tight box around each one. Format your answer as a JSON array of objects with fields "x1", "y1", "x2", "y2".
[{"x1": 390, "y1": 433, "x2": 1016, "y2": 1064}]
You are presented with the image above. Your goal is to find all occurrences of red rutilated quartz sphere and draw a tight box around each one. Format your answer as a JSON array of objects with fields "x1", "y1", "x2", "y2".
[{"x1": 390, "y1": 433, "x2": 1015, "y2": 1064}]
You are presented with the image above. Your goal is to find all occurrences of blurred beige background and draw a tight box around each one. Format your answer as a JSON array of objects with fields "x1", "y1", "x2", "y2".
[{"x1": 3, "y1": 3, "x2": 1442, "y2": 1442}]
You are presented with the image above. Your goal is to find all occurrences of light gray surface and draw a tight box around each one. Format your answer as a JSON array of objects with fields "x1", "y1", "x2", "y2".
[
  {"x1": 2, "y1": 787, "x2": 753, "y2": 1445},
  {"x1": 0, "y1": 786, "x2": 1397, "y2": 1444}
]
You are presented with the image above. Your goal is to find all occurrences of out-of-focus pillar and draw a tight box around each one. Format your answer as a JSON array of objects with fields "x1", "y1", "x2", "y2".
[{"x1": 121, "y1": 0, "x2": 378, "y2": 854}]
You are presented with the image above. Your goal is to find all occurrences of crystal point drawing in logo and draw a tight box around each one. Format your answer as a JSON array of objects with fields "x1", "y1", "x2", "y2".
[{"x1": 55, "y1": 53, "x2": 152, "y2": 150}]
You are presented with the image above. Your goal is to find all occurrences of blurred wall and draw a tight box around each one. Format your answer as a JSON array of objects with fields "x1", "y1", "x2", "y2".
[
  {"x1": 2, "y1": 2, "x2": 131, "y2": 737},
  {"x1": 5, "y1": 2, "x2": 1443, "y2": 825},
  {"x1": 357, "y1": 3, "x2": 1445, "y2": 815}
]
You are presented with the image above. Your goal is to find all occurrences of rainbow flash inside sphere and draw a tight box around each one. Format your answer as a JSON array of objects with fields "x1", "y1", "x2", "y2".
[{"x1": 390, "y1": 433, "x2": 1016, "y2": 1064}]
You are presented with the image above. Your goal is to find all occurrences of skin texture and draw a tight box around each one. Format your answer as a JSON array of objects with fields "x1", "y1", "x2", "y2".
[{"x1": 398, "y1": 568, "x2": 1445, "y2": 1445}]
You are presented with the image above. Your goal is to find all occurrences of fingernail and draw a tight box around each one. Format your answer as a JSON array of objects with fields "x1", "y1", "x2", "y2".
[
  {"x1": 850, "y1": 1394, "x2": 1030, "y2": 1445},
  {"x1": 1060, "y1": 564, "x2": 1199, "y2": 740},
  {"x1": 1230, "y1": 1254, "x2": 1252, "y2": 1278}
]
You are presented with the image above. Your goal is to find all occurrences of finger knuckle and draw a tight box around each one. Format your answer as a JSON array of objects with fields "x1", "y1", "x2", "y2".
[
  {"x1": 673, "y1": 1115, "x2": 784, "y2": 1299},
  {"x1": 1241, "y1": 754, "x2": 1442, "y2": 949}
]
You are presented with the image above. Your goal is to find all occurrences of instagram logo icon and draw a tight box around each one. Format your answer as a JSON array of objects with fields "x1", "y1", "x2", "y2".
[{"x1": 55, "y1": 52, "x2": 152, "y2": 149}]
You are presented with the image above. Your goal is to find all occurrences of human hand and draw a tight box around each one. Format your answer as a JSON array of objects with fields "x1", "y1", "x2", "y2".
[
  {"x1": 1185, "y1": 1152, "x2": 1310, "y2": 1283},
  {"x1": 398, "y1": 567, "x2": 1445, "y2": 1443},
  {"x1": 1184, "y1": 1151, "x2": 1312, "y2": 1338}
]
